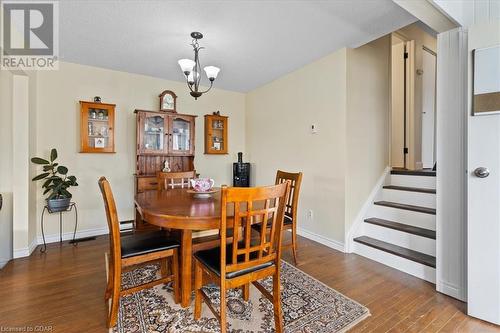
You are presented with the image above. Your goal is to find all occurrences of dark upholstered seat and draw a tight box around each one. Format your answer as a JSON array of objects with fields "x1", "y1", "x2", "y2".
[
  {"x1": 121, "y1": 231, "x2": 180, "y2": 259},
  {"x1": 194, "y1": 244, "x2": 274, "y2": 279}
]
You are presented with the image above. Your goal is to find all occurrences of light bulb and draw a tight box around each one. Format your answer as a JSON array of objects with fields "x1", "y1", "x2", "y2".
[{"x1": 187, "y1": 71, "x2": 199, "y2": 84}]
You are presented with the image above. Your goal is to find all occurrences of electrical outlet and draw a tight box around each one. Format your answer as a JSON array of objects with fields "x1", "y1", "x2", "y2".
[{"x1": 307, "y1": 209, "x2": 314, "y2": 220}]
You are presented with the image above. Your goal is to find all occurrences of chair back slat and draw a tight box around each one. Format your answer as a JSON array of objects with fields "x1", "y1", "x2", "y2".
[
  {"x1": 275, "y1": 170, "x2": 303, "y2": 220},
  {"x1": 157, "y1": 170, "x2": 196, "y2": 190},
  {"x1": 219, "y1": 183, "x2": 290, "y2": 277},
  {"x1": 98, "y1": 177, "x2": 121, "y2": 264}
]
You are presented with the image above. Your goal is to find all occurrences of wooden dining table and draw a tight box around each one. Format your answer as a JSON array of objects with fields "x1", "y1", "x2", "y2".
[{"x1": 134, "y1": 188, "x2": 224, "y2": 308}]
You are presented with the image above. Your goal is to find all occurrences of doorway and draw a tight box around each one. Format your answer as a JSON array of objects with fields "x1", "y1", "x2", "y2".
[
  {"x1": 421, "y1": 47, "x2": 437, "y2": 169},
  {"x1": 390, "y1": 23, "x2": 437, "y2": 171}
]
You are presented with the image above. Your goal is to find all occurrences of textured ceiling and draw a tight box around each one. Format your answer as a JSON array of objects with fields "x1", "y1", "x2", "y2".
[{"x1": 59, "y1": 0, "x2": 416, "y2": 92}]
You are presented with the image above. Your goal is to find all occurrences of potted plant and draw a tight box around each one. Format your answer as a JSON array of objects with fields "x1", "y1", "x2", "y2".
[{"x1": 31, "y1": 148, "x2": 78, "y2": 212}]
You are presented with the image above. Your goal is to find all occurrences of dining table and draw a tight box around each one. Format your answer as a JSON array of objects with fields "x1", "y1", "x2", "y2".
[{"x1": 134, "y1": 188, "x2": 224, "y2": 308}]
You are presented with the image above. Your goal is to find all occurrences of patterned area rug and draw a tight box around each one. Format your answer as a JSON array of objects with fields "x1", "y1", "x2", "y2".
[{"x1": 111, "y1": 261, "x2": 370, "y2": 333}]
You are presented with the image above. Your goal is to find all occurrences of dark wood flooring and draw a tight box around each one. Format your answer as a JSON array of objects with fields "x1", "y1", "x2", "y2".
[{"x1": 0, "y1": 235, "x2": 499, "y2": 332}]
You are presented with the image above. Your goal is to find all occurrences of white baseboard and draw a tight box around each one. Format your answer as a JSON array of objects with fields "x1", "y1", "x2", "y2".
[
  {"x1": 437, "y1": 280, "x2": 465, "y2": 301},
  {"x1": 297, "y1": 227, "x2": 345, "y2": 252},
  {"x1": 0, "y1": 259, "x2": 9, "y2": 269},
  {"x1": 13, "y1": 237, "x2": 38, "y2": 259},
  {"x1": 345, "y1": 166, "x2": 390, "y2": 253},
  {"x1": 37, "y1": 227, "x2": 109, "y2": 245}
]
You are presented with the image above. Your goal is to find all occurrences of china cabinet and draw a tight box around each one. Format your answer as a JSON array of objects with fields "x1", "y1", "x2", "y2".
[
  {"x1": 79, "y1": 101, "x2": 115, "y2": 153},
  {"x1": 134, "y1": 109, "x2": 196, "y2": 193},
  {"x1": 204, "y1": 114, "x2": 228, "y2": 154}
]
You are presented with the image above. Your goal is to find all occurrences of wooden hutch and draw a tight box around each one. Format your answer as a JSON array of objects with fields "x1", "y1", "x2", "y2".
[{"x1": 134, "y1": 109, "x2": 196, "y2": 193}]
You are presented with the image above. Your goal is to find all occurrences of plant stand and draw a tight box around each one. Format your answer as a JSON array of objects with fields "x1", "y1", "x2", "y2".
[{"x1": 40, "y1": 202, "x2": 78, "y2": 253}]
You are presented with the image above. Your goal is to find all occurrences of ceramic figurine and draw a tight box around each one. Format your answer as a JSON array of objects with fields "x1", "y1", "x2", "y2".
[{"x1": 162, "y1": 160, "x2": 171, "y2": 172}]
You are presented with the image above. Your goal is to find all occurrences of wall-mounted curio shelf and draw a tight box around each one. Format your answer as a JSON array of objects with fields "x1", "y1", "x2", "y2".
[
  {"x1": 204, "y1": 114, "x2": 228, "y2": 154},
  {"x1": 79, "y1": 101, "x2": 116, "y2": 153}
]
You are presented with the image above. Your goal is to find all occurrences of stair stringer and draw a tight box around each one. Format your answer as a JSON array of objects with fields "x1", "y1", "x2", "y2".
[{"x1": 345, "y1": 167, "x2": 390, "y2": 253}]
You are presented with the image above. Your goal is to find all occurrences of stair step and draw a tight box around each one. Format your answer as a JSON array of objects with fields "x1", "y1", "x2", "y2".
[
  {"x1": 391, "y1": 169, "x2": 436, "y2": 177},
  {"x1": 383, "y1": 185, "x2": 436, "y2": 194},
  {"x1": 374, "y1": 201, "x2": 436, "y2": 215},
  {"x1": 354, "y1": 236, "x2": 436, "y2": 268},
  {"x1": 364, "y1": 218, "x2": 436, "y2": 239}
]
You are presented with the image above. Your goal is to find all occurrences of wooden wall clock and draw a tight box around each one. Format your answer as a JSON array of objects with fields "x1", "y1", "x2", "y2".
[{"x1": 159, "y1": 90, "x2": 177, "y2": 112}]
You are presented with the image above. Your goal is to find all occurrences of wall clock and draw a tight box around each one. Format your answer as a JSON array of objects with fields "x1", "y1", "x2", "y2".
[{"x1": 159, "y1": 90, "x2": 177, "y2": 112}]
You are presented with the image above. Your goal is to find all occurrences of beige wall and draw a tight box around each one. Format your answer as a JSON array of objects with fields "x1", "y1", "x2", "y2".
[
  {"x1": 345, "y1": 36, "x2": 391, "y2": 236},
  {"x1": 18, "y1": 36, "x2": 390, "y2": 248},
  {"x1": 246, "y1": 49, "x2": 348, "y2": 244},
  {"x1": 35, "y1": 62, "x2": 246, "y2": 238},
  {"x1": 245, "y1": 37, "x2": 390, "y2": 245},
  {"x1": 396, "y1": 23, "x2": 437, "y2": 169},
  {"x1": 0, "y1": 70, "x2": 13, "y2": 193},
  {"x1": 1, "y1": 69, "x2": 38, "y2": 257}
]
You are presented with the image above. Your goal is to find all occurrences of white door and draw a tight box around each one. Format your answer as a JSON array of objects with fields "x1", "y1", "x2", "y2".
[
  {"x1": 467, "y1": 23, "x2": 500, "y2": 325},
  {"x1": 391, "y1": 40, "x2": 406, "y2": 168},
  {"x1": 421, "y1": 49, "x2": 436, "y2": 169}
]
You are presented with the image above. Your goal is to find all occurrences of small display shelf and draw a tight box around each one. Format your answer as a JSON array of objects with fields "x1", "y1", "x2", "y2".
[
  {"x1": 79, "y1": 101, "x2": 116, "y2": 153},
  {"x1": 204, "y1": 114, "x2": 228, "y2": 154}
]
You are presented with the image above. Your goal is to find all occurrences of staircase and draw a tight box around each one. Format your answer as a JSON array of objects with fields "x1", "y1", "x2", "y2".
[{"x1": 352, "y1": 169, "x2": 436, "y2": 283}]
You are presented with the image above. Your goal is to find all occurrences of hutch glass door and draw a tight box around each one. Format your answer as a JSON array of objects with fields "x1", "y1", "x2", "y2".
[
  {"x1": 140, "y1": 113, "x2": 167, "y2": 154},
  {"x1": 169, "y1": 116, "x2": 193, "y2": 155}
]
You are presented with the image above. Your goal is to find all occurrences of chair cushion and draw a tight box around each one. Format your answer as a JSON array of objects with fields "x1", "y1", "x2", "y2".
[
  {"x1": 194, "y1": 244, "x2": 274, "y2": 279},
  {"x1": 121, "y1": 231, "x2": 180, "y2": 259}
]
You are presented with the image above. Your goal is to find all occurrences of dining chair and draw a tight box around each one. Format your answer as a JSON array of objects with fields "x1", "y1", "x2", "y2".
[
  {"x1": 252, "y1": 170, "x2": 303, "y2": 265},
  {"x1": 157, "y1": 170, "x2": 196, "y2": 190},
  {"x1": 98, "y1": 177, "x2": 180, "y2": 328},
  {"x1": 193, "y1": 182, "x2": 291, "y2": 333}
]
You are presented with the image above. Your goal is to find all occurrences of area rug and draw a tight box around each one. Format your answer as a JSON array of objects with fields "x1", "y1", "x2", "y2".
[{"x1": 111, "y1": 261, "x2": 370, "y2": 333}]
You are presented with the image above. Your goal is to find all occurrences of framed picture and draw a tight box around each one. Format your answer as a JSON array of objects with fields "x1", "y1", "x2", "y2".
[
  {"x1": 95, "y1": 137, "x2": 106, "y2": 148},
  {"x1": 159, "y1": 90, "x2": 177, "y2": 112},
  {"x1": 473, "y1": 45, "x2": 500, "y2": 115}
]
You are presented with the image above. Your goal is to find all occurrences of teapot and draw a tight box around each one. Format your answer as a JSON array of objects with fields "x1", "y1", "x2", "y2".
[{"x1": 190, "y1": 178, "x2": 215, "y2": 192}]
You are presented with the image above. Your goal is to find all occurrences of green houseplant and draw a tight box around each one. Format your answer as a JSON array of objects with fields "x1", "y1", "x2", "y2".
[{"x1": 31, "y1": 148, "x2": 78, "y2": 212}]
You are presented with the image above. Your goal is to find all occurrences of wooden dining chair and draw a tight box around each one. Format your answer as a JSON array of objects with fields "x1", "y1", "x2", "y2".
[
  {"x1": 252, "y1": 170, "x2": 303, "y2": 265},
  {"x1": 98, "y1": 177, "x2": 180, "y2": 328},
  {"x1": 157, "y1": 170, "x2": 196, "y2": 190},
  {"x1": 193, "y1": 182, "x2": 291, "y2": 333}
]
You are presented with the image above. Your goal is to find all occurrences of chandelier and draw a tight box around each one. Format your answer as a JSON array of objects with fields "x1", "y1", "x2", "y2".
[{"x1": 178, "y1": 32, "x2": 220, "y2": 100}]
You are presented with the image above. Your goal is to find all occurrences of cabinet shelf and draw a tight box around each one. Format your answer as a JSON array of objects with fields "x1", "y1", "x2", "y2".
[
  {"x1": 205, "y1": 114, "x2": 228, "y2": 154},
  {"x1": 135, "y1": 109, "x2": 197, "y2": 194},
  {"x1": 80, "y1": 101, "x2": 115, "y2": 153}
]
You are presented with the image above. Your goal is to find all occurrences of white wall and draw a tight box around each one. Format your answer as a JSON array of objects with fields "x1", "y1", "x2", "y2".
[
  {"x1": 35, "y1": 62, "x2": 246, "y2": 239},
  {"x1": 345, "y1": 36, "x2": 391, "y2": 236},
  {"x1": 433, "y1": 0, "x2": 500, "y2": 27},
  {"x1": 246, "y1": 49, "x2": 348, "y2": 246}
]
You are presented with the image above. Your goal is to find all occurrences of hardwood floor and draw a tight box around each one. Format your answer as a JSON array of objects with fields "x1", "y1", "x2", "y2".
[{"x1": 0, "y1": 234, "x2": 498, "y2": 332}]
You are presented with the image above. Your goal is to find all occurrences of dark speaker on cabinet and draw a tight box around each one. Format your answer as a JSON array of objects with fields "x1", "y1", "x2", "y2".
[{"x1": 233, "y1": 152, "x2": 250, "y2": 187}]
